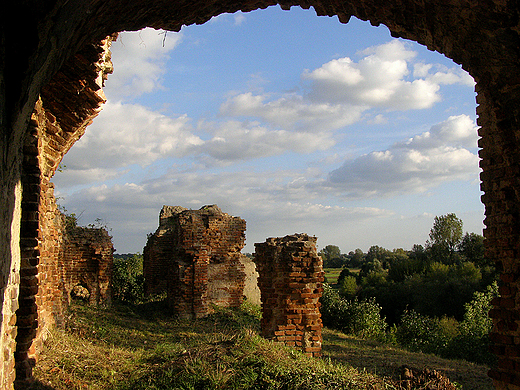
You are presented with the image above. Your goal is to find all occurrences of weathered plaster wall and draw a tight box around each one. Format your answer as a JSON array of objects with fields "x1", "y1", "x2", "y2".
[
  {"x1": 3, "y1": 0, "x2": 520, "y2": 388},
  {"x1": 254, "y1": 234, "x2": 324, "y2": 357}
]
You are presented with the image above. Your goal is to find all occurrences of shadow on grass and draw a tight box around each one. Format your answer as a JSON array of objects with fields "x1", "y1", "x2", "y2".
[
  {"x1": 28, "y1": 379, "x2": 56, "y2": 389},
  {"x1": 322, "y1": 329, "x2": 494, "y2": 390}
]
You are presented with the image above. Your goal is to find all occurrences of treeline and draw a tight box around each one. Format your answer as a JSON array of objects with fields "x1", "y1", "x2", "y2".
[{"x1": 320, "y1": 213, "x2": 497, "y2": 324}]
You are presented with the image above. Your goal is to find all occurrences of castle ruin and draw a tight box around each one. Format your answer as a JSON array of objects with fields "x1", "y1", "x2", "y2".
[{"x1": 3, "y1": 0, "x2": 520, "y2": 388}]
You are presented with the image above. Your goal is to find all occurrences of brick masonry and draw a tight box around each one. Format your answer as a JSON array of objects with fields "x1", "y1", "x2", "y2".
[
  {"x1": 13, "y1": 38, "x2": 115, "y2": 389},
  {"x1": 254, "y1": 234, "x2": 324, "y2": 357},
  {"x1": 144, "y1": 205, "x2": 248, "y2": 319},
  {"x1": 4, "y1": 1, "x2": 520, "y2": 389}
]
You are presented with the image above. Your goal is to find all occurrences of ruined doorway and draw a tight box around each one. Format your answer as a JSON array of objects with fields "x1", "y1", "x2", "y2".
[{"x1": 52, "y1": 4, "x2": 485, "y2": 384}]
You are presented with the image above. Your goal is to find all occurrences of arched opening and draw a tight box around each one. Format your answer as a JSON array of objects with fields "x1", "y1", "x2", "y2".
[
  {"x1": 38, "y1": 5, "x2": 487, "y2": 385},
  {"x1": 4, "y1": 1, "x2": 520, "y2": 389}
]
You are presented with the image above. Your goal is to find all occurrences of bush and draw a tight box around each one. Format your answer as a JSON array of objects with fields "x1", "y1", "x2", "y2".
[
  {"x1": 396, "y1": 310, "x2": 445, "y2": 354},
  {"x1": 321, "y1": 284, "x2": 386, "y2": 339},
  {"x1": 112, "y1": 254, "x2": 145, "y2": 304},
  {"x1": 444, "y1": 281, "x2": 498, "y2": 364},
  {"x1": 395, "y1": 281, "x2": 499, "y2": 364}
]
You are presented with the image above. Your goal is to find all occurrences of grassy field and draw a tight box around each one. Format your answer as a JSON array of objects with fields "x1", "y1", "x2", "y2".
[
  {"x1": 31, "y1": 301, "x2": 493, "y2": 390},
  {"x1": 324, "y1": 268, "x2": 360, "y2": 285}
]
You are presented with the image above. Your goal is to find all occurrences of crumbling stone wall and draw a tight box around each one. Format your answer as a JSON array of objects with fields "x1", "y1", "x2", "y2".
[
  {"x1": 254, "y1": 234, "x2": 324, "y2": 357},
  {"x1": 144, "y1": 205, "x2": 248, "y2": 319}
]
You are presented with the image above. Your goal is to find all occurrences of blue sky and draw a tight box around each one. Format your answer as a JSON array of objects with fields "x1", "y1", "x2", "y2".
[{"x1": 53, "y1": 6, "x2": 483, "y2": 254}]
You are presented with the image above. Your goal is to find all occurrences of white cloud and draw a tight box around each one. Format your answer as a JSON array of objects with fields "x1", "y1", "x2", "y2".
[
  {"x1": 397, "y1": 114, "x2": 479, "y2": 149},
  {"x1": 56, "y1": 167, "x2": 396, "y2": 253},
  {"x1": 305, "y1": 40, "x2": 474, "y2": 111},
  {"x1": 199, "y1": 120, "x2": 335, "y2": 162},
  {"x1": 60, "y1": 101, "x2": 202, "y2": 171},
  {"x1": 220, "y1": 40, "x2": 474, "y2": 134},
  {"x1": 220, "y1": 92, "x2": 365, "y2": 131},
  {"x1": 326, "y1": 115, "x2": 480, "y2": 197},
  {"x1": 234, "y1": 12, "x2": 246, "y2": 25},
  {"x1": 106, "y1": 28, "x2": 182, "y2": 99},
  {"x1": 304, "y1": 40, "x2": 441, "y2": 110}
]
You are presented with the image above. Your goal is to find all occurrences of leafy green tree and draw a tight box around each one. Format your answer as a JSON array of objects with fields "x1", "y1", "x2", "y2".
[
  {"x1": 459, "y1": 232, "x2": 491, "y2": 267},
  {"x1": 339, "y1": 275, "x2": 358, "y2": 299},
  {"x1": 366, "y1": 245, "x2": 390, "y2": 263},
  {"x1": 347, "y1": 248, "x2": 364, "y2": 267},
  {"x1": 112, "y1": 254, "x2": 145, "y2": 304},
  {"x1": 426, "y1": 213, "x2": 463, "y2": 264},
  {"x1": 319, "y1": 245, "x2": 342, "y2": 268}
]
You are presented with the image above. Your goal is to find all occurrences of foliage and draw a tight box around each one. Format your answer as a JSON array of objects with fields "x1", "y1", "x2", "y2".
[
  {"x1": 338, "y1": 275, "x2": 357, "y2": 300},
  {"x1": 319, "y1": 245, "x2": 344, "y2": 268},
  {"x1": 321, "y1": 284, "x2": 386, "y2": 339},
  {"x1": 459, "y1": 232, "x2": 492, "y2": 267},
  {"x1": 58, "y1": 205, "x2": 78, "y2": 231},
  {"x1": 396, "y1": 310, "x2": 447, "y2": 354},
  {"x1": 112, "y1": 254, "x2": 145, "y2": 304},
  {"x1": 426, "y1": 213, "x2": 463, "y2": 264},
  {"x1": 395, "y1": 282, "x2": 498, "y2": 364}
]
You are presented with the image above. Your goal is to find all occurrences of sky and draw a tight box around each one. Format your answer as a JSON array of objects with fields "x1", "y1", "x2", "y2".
[{"x1": 53, "y1": 6, "x2": 483, "y2": 255}]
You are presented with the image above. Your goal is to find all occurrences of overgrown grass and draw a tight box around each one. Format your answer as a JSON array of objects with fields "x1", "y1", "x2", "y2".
[
  {"x1": 31, "y1": 300, "x2": 492, "y2": 390},
  {"x1": 324, "y1": 268, "x2": 343, "y2": 285}
]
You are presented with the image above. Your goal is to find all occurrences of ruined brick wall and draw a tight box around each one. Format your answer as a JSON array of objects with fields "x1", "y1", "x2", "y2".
[
  {"x1": 13, "y1": 38, "x2": 114, "y2": 388},
  {"x1": 476, "y1": 80, "x2": 520, "y2": 390},
  {"x1": 5, "y1": 0, "x2": 520, "y2": 389},
  {"x1": 59, "y1": 226, "x2": 113, "y2": 307},
  {"x1": 144, "y1": 205, "x2": 247, "y2": 319},
  {"x1": 254, "y1": 234, "x2": 324, "y2": 357}
]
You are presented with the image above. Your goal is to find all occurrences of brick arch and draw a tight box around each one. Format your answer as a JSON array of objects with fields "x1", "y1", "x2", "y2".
[{"x1": 3, "y1": 1, "x2": 520, "y2": 389}]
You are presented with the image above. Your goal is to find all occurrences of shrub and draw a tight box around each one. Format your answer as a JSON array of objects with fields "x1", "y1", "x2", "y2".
[
  {"x1": 396, "y1": 282, "x2": 499, "y2": 364},
  {"x1": 320, "y1": 284, "x2": 386, "y2": 339},
  {"x1": 112, "y1": 254, "x2": 145, "y2": 304},
  {"x1": 444, "y1": 281, "x2": 498, "y2": 364},
  {"x1": 396, "y1": 310, "x2": 444, "y2": 354}
]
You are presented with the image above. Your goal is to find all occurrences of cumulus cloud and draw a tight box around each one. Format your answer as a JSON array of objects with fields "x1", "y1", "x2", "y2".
[
  {"x1": 304, "y1": 40, "x2": 441, "y2": 110},
  {"x1": 220, "y1": 92, "x2": 365, "y2": 132},
  {"x1": 220, "y1": 40, "x2": 474, "y2": 133},
  {"x1": 60, "y1": 101, "x2": 203, "y2": 171},
  {"x1": 326, "y1": 115, "x2": 480, "y2": 197},
  {"x1": 106, "y1": 28, "x2": 182, "y2": 99},
  {"x1": 199, "y1": 120, "x2": 336, "y2": 162}
]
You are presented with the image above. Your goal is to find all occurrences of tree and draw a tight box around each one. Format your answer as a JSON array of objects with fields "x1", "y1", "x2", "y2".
[
  {"x1": 339, "y1": 276, "x2": 358, "y2": 300},
  {"x1": 459, "y1": 232, "x2": 490, "y2": 266},
  {"x1": 347, "y1": 248, "x2": 365, "y2": 267},
  {"x1": 427, "y1": 213, "x2": 463, "y2": 264},
  {"x1": 319, "y1": 245, "x2": 342, "y2": 268},
  {"x1": 366, "y1": 245, "x2": 390, "y2": 263}
]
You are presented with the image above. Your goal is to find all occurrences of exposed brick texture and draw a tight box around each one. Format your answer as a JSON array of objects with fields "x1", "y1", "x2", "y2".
[
  {"x1": 59, "y1": 226, "x2": 113, "y2": 307},
  {"x1": 4, "y1": 1, "x2": 520, "y2": 389},
  {"x1": 13, "y1": 38, "x2": 115, "y2": 389},
  {"x1": 144, "y1": 205, "x2": 247, "y2": 319},
  {"x1": 254, "y1": 234, "x2": 324, "y2": 357}
]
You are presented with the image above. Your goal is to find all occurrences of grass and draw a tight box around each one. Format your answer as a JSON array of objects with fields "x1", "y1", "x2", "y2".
[
  {"x1": 31, "y1": 301, "x2": 493, "y2": 390},
  {"x1": 324, "y1": 268, "x2": 361, "y2": 285}
]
